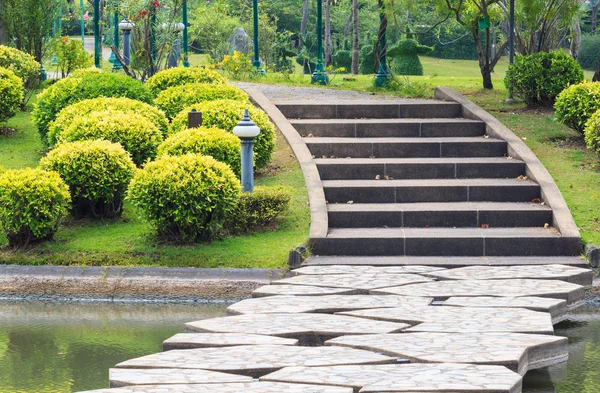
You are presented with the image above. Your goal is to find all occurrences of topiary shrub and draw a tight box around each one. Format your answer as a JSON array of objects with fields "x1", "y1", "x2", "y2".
[
  {"x1": 224, "y1": 186, "x2": 291, "y2": 234},
  {"x1": 33, "y1": 72, "x2": 153, "y2": 144},
  {"x1": 40, "y1": 140, "x2": 136, "y2": 219},
  {"x1": 128, "y1": 154, "x2": 240, "y2": 242},
  {"x1": 333, "y1": 50, "x2": 352, "y2": 71},
  {"x1": 145, "y1": 66, "x2": 227, "y2": 96},
  {"x1": 554, "y1": 82, "x2": 600, "y2": 134},
  {"x1": 388, "y1": 39, "x2": 433, "y2": 76},
  {"x1": 359, "y1": 44, "x2": 376, "y2": 75},
  {"x1": 170, "y1": 100, "x2": 275, "y2": 170},
  {"x1": 53, "y1": 110, "x2": 162, "y2": 166},
  {"x1": 0, "y1": 68, "x2": 23, "y2": 124},
  {"x1": 0, "y1": 45, "x2": 40, "y2": 89},
  {"x1": 584, "y1": 110, "x2": 600, "y2": 153},
  {"x1": 155, "y1": 83, "x2": 249, "y2": 119},
  {"x1": 158, "y1": 127, "x2": 241, "y2": 176},
  {"x1": 505, "y1": 52, "x2": 584, "y2": 107},
  {"x1": 48, "y1": 97, "x2": 169, "y2": 145},
  {"x1": 0, "y1": 168, "x2": 70, "y2": 248},
  {"x1": 578, "y1": 34, "x2": 600, "y2": 71}
]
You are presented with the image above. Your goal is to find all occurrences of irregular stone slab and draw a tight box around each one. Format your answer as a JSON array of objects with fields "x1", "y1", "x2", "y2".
[
  {"x1": 293, "y1": 265, "x2": 445, "y2": 275},
  {"x1": 443, "y1": 296, "x2": 568, "y2": 324},
  {"x1": 339, "y1": 305, "x2": 554, "y2": 334},
  {"x1": 253, "y1": 284, "x2": 362, "y2": 298},
  {"x1": 109, "y1": 368, "x2": 252, "y2": 387},
  {"x1": 272, "y1": 273, "x2": 434, "y2": 293},
  {"x1": 227, "y1": 295, "x2": 433, "y2": 315},
  {"x1": 373, "y1": 279, "x2": 585, "y2": 308},
  {"x1": 425, "y1": 264, "x2": 593, "y2": 286},
  {"x1": 326, "y1": 332, "x2": 568, "y2": 375},
  {"x1": 163, "y1": 333, "x2": 298, "y2": 351},
  {"x1": 185, "y1": 313, "x2": 408, "y2": 345},
  {"x1": 261, "y1": 364, "x2": 522, "y2": 393},
  {"x1": 115, "y1": 345, "x2": 396, "y2": 378},
  {"x1": 79, "y1": 382, "x2": 354, "y2": 393}
]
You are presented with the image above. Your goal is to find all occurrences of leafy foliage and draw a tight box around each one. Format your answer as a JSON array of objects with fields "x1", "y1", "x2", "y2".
[
  {"x1": 0, "y1": 68, "x2": 23, "y2": 123},
  {"x1": 359, "y1": 44, "x2": 376, "y2": 74},
  {"x1": 0, "y1": 45, "x2": 40, "y2": 90},
  {"x1": 219, "y1": 51, "x2": 254, "y2": 81},
  {"x1": 190, "y1": 0, "x2": 242, "y2": 62},
  {"x1": 578, "y1": 34, "x2": 600, "y2": 71},
  {"x1": 51, "y1": 37, "x2": 93, "y2": 78},
  {"x1": 584, "y1": 110, "x2": 600, "y2": 153},
  {"x1": 554, "y1": 82, "x2": 600, "y2": 134},
  {"x1": 170, "y1": 99, "x2": 275, "y2": 170},
  {"x1": 158, "y1": 127, "x2": 241, "y2": 176},
  {"x1": 127, "y1": 154, "x2": 241, "y2": 243},
  {"x1": 224, "y1": 186, "x2": 291, "y2": 234},
  {"x1": 388, "y1": 39, "x2": 433, "y2": 76},
  {"x1": 144, "y1": 66, "x2": 227, "y2": 96},
  {"x1": 0, "y1": 168, "x2": 70, "y2": 248},
  {"x1": 40, "y1": 140, "x2": 136, "y2": 219},
  {"x1": 505, "y1": 51, "x2": 584, "y2": 107}
]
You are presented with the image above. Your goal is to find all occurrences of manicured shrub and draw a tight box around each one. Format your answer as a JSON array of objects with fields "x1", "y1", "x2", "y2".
[
  {"x1": 554, "y1": 82, "x2": 600, "y2": 134},
  {"x1": 48, "y1": 97, "x2": 169, "y2": 145},
  {"x1": 145, "y1": 66, "x2": 227, "y2": 96},
  {"x1": 0, "y1": 45, "x2": 40, "y2": 88},
  {"x1": 333, "y1": 50, "x2": 352, "y2": 70},
  {"x1": 40, "y1": 140, "x2": 136, "y2": 219},
  {"x1": 584, "y1": 110, "x2": 600, "y2": 153},
  {"x1": 0, "y1": 168, "x2": 70, "y2": 248},
  {"x1": 0, "y1": 68, "x2": 23, "y2": 123},
  {"x1": 33, "y1": 72, "x2": 153, "y2": 144},
  {"x1": 158, "y1": 127, "x2": 241, "y2": 176},
  {"x1": 128, "y1": 154, "x2": 240, "y2": 242},
  {"x1": 224, "y1": 186, "x2": 291, "y2": 234},
  {"x1": 53, "y1": 110, "x2": 162, "y2": 166},
  {"x1": 505, "y1": 52, "x2": 584, "y2": 107},
  {"x1": 155, "y1": 83, "x2": 249, "y2": 119},
  {"x1": 578, "y1": 34, "x2": 600, "y2": 71},
  {"x1": 388, "y1": 39, "x2": 433, "y2": 76},
  {"x1": 170, "y1": 100, "x2": 275, "y2": 170}
]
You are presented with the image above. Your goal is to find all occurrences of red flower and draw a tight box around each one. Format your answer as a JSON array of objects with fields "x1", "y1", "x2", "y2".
[{"x1": 153, "y1": 1, "x2": 160, "y2": 6}]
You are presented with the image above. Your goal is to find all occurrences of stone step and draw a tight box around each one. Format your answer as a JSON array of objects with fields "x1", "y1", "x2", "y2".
[
  {"x1": 327, "y1": 202, "x2": 553, "y2": 228},
  {"x1": 311, "y1": 227, "x2": 581, "y2": 257},
  {"x1": 315, "y1": 157, "x2": 525, "y2": 180},
  {"x1": 291, "y1": 118, "x2": 485, "y2": 138},
  {"x1": 322, "y1": 178, "x2": 540, "y2": 204},
  {"x1": 276, "y1": 102, "x2": 462, "y2": 119},
  {"x1": 305, "y1": 137, "x2": 507, "y2": 158}
]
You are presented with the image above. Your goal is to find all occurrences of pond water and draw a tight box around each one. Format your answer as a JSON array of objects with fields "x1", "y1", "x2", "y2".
[{"x1": 0, "y1": 300, "x2": 598, "y2": 393}]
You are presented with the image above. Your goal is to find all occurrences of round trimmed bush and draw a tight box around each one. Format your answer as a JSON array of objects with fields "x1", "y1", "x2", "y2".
[
  {"x1": 48, "y1": 97, "x2": 169, "y2": 145},
  {"x1": 0, "y1": 68, "x2": 23, "y2": 123},
  {"x1": 158, "y1": 127, "x2": 241, "y2": 176},
  {"x1": 128, "y1": 154, "x2": 240, "y2": 242},
  {"x1": 40, "y1": 140, "x2": 136, "y2": 219},
  {"x1": 155, "y1": 83, "x2": 249, "y2": 119},
  {"x1": 578, "y1": 34, "x2": 600, "y2": 71},
  {"x1": 505, "y1": 51, "x2": 584, "y2": 107},
  {"x1": 0, "y1": 168, "x2": 70, "y2": 248},
  {"x1": 33, "y1": 72, "x2": 153, "y2": 144},
  {"x1": 53, "y1": 110, "x2": 162, "y2": 166},
  {"x1": 170, "y1": 100, "x2": 275, "y2": 170},
  {"x1": 0, "y1": 45, "x2": 40, "y2": 88},
  {"x1": 145, "y1": 67, "x2": 227, "y2": 96},
  {"x1": 584, "y1": 110, "x2": 600, "y2": 153},
  {"x1": 554, "y1": 82, "x2": 600, "y2": 134}
]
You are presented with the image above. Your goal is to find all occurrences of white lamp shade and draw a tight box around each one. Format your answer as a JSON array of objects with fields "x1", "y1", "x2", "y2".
[
  {"x1": 161, "y1": 22, "x2": 186, "y2": 32},
  {"x1": 233, "y1": 124, "x2": 261, "y2": 138},
  {"x1": 119, "y1": 20, "x2": 135, "y2": 31}
]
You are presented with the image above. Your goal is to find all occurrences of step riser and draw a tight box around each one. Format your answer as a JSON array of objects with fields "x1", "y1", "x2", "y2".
[
  {"x1": 317, "y1": 162, "x2": 525, "y2": 180},
  {"x1": 310, "y1": 237, "x2": 581, "y2": 257},
  {"x1": 278, "y1": 103, "x2": 462, "y2": 119},
  {"x1": 294, "y1": 122, "x2": 485, "y2": 138},
  {"x1": 328, "y1": 210, "x2": 553, "y2": 228},
  {"x1": 324, "y1": 185, "x2": 541, "y2": 204},
  {"x1": 307, "y1": 141, "x2": 507, "y2": 159}
]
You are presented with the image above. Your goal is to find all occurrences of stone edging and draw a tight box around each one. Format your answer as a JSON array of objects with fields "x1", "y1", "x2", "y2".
[{"x1": 435, "y1": 87, "x2": 581, "y2": 249}]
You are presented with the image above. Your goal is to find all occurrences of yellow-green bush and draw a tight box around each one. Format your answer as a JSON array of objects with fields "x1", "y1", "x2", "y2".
[
  {"x1": 170, "y1": 100, "x2": 275, "y2": 170},
  {"x1": 33, "y1": 72, "x2": 153, "y2": 144},
  {"x1": 554, "y1": 82, "x2": 600, "y2": 134},
  {"x1": 224, "y1": 186, "x2": 291, "y2": 234},
  {"x1": 0, "y1": 68, "x2": 23, "y2": 123},
  {"x1": 145, "y1": 66, "x2": 226, "y2": 96},
  {"x1": 0, "y1": 45, "x2": 40, "y2": 88},
  {"x1": 40, "y1": 140, "x2": 136, "y2": 219},
  {"x1": 0, "y1": 168, "x2": 70, "y2": 248},
  {"x1": 128, "y1": 154, "x2": 240, "y2": 242},
  {"x1": 53, "y1": 111, "x2": 162, "y2": 166},
  {"x1": 48, "y1": 97, "x2": 169, "y2": 145},
  {"x1": 158, "y1": 127, "x2": 241, "y2": 176},
  {"x1": 584, "y1": 110, "x2": 600, "y2": 153},
  {"x1": 155, "y1": 83, "x2": 249, "y2": 119}
]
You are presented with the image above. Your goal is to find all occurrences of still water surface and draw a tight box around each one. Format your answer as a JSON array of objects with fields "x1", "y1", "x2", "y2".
[{"x1": 0, "y1": 300, "x2": 598, "y2": 393}]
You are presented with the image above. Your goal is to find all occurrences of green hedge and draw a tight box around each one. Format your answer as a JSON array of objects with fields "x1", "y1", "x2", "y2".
[
  {"x1": 388, "y1": 39, "x2": 433, "y2": 76},
  {"x1": 555, "y1": 82, "x2": 600, "y2": 134},
  {"x1": 0, "y1": 68, "x2": 23, "y2": 123},
  {"x1": 40, "y1": 140, "x2": 136, "y2": 219},
  {"x1": 578, "y1": 35, "x2": 600, "y2": 71},
  {"x1": 145, "y1": 66, "x2": 227, "y2": 96},
  {"x1": 0, "y1": 45, "x2": 40, "y2": 88},
  {"x1": 224, "y1": 186, "x2": 291, "y2": 234},
  {"x1": 584, "y1": 110, "x2": 600, "y2": 153}
]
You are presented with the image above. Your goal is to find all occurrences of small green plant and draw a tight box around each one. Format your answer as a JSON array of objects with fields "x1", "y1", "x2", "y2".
[
  {"x1": 554, "y1": 82, "x2": 600, "y2": 134},
  {"x1": 388, "y1": 39, "x2": 433, "y2": 76},
  {"x1": 128, "y1": 154, "x2": 241, "y2": 243},
  {"x1": 584, "y1": 110, "x2": 600, "y2": 153},
  {"x1": 40, "y1": 140, "x2": 136, "y2": 219},
  {"x1": 158, "y1": 127, "x2": 242, "y2": 176},
  {"x1": 0, "y1": 168, "x2": 71, "y2": 248},
  {"x1": 224, "y1": 186, "x2": 291, "y2": 234},
  {"x1": 52, "y1": 37, "x2": 93, "y2": 78},
  {"x1": 144, "y1": 66, "x2": 227, "y2": 96},
  {"x1": 0, "y1": 67, "x2": 23, "y2": 124},
  {"x1": 219, "y1": 51, "x2": 254, "y2": 80}
]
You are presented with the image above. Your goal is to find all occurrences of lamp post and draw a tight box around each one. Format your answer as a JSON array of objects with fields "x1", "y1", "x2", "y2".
[
  {"x1": 80, "y1": 0, "x2": 85, "y2": 48},
  {"x1": 167, "y1": 23, "x2": 186, "y2": 68},
  {"x1": 119, "y1": 19, "x2": 135, "y2": 66},
  {"x1": 51, "y1": 0, "x2": 59, "y2": 65},
  {"x1": 312, "y1": 0, "x2": 329, "y2": 84},
  {"x1": 182, "y1": 0, "x2": 190, "y2": 67},
  {"x1": 507, "y1": 0, "x2": 516, "y2": 102},
  {"x1": 94, "y1": 0, "x2": 101, "y2": 68},
  {"x1": 233, "y1": 109, "x2": 261, "y2": 193},
  {"x1": 374, "y1": 0, "x2": 391, "y2": 87},
  {"x1": 112, "y1": 0, "x2": 122, "y2": 71},
  {"x1": 252, "y1": 0, "x2": 265, "y2": 75},
  {"x1": 150, "y1": 3, "x2": 157, "y2": 75}
]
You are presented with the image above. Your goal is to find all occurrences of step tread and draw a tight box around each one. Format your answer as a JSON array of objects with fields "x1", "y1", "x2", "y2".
[
  {"x1": 315, "y1": 157, "x2": 522, "y2": 164},
  {"x1": 304, "y1": 137, "x2": 504, "y2": 144},
  {"x1": 301, "y1": 256, "x2": 588, "y2": 267},
  {"x1": 326, "y1": 227, "x2": 562, "y2": 239},
  {"x1": 322, "y1": 178, "x2": 538, "y2": 188},
  {"x1": 327, "y1": 202, "x2": 552, "y2": 212},
  {"x1": 291, "y1": 118, "x2": 484, "y2": 124}
]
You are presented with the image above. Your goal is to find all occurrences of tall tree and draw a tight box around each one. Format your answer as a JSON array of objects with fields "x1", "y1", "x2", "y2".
[
  {"x1": 594, "y1": 58, "x2": 600, "y2": 82},
  {"x1": 300, "y1": 0, "x2": 309, "y2": 51},
  {"x1": 592, "y1": 0, "x2": 599, "y2": 34},
  {"x1": 352, "y1": 0, "x2": 359, "y2": 74},
  {"x1": 325, "y1": 0, "x2": 333, "y2": 66}
]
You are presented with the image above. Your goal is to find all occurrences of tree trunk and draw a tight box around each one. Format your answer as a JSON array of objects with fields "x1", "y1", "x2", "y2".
[
  {"x1": 473, "y1": 28, "x2": 494, "y2": 89},
  {"x1": 324, "y1": 0, "x2": 332, "y2": 66},
  {"x1": 344, "y1": 8, "x2": 352, "y2": 39},
  {"x1": 300, "y1": 0, "x2": 308, "y2": 51},
  {"x1": 592, "y1": 1, "x2": 598, "y2": 35},
  {"x1": 570, "y1": 19, "x2": 581, "y2": 59},
  {"x1": 594, "y1": 57, "x2": 600, "y2": 82},
  {"x1": 351, "y1": 0, "x2": 359, "y2": 74}
]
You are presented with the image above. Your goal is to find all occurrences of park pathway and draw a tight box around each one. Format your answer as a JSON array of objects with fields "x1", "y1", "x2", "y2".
[{"x1": 80, "y1": 85, "x2": 594, "y2": 393}]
